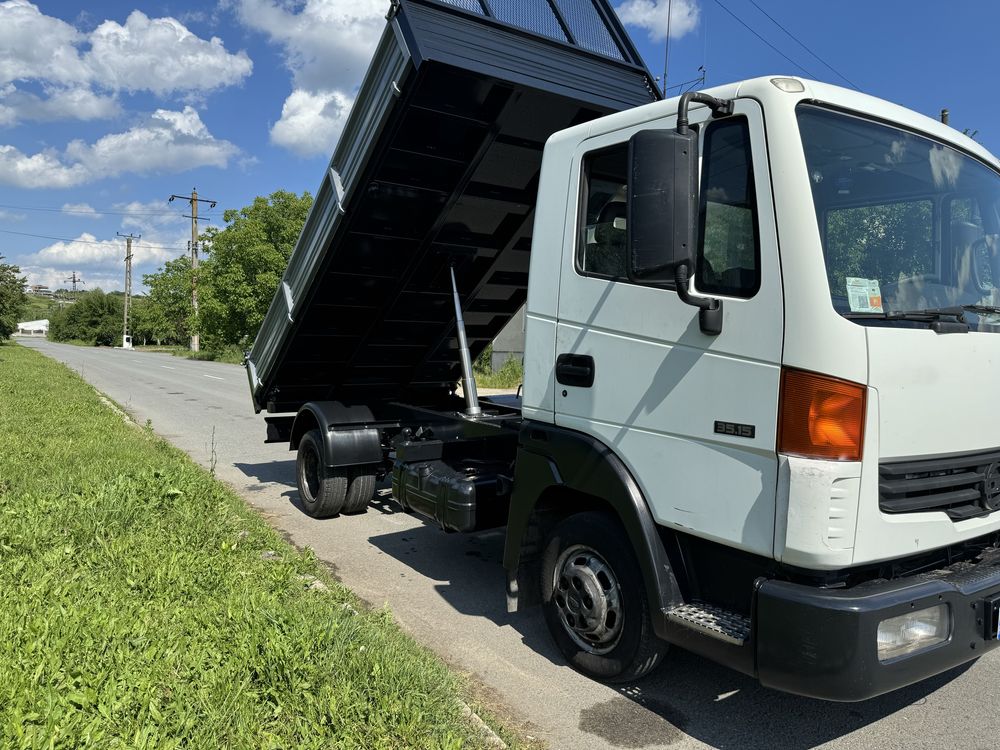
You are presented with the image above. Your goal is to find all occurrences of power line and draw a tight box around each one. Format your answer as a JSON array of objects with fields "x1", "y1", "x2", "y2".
[
  {"x1": 711, "y1": 0, "x2": 818, "y2": 79},
  {"x1": 745, "y1": 0, "x2": 858, "y2": 89},
  {"x1": 0, "y1": 227, "x2": 204, "y2": 251},
  {"x1": 0, "y1": 201, "x2": 210, "y2": 219}
]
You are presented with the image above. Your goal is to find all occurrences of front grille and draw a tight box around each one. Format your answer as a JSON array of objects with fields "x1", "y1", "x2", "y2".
[{"x1": 879, "y1": 449, "x2": 1000, "y2": 521}]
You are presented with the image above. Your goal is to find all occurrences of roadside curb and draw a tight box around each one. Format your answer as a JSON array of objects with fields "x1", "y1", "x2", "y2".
[{"x1": 459, "y1": 700, "x2": 508, "y2": 749}]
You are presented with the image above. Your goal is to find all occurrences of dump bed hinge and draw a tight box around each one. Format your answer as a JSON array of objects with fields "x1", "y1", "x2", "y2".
[
  {"x1": 282, "y1": 281, "x2": 295, "y2": 323},
  {"x1": 328, "y1": 168, "x2": 347, "y2": 216}
]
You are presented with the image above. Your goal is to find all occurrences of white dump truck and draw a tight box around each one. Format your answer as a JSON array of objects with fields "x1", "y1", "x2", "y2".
[{"x1": 247, "y1": 0, "x2": 1000, "y2": 700}]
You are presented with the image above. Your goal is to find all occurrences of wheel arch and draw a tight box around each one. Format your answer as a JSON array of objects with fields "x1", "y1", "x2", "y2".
[
  {"x1": 290, "y1": 401, "x2": 383, "y2": 468},
  {"x1": 504, "y1": 422, "x2": 683, "y2": 638}
]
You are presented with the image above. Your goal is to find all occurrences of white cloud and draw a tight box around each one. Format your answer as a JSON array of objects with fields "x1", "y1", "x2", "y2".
[
  {"x1": 66, "y1": 106, "x2": 238, "y2": 177},
  {"x1": 0, "y1": 84, "x2": 120, "y2": 126},
  {"x1": 24, "y1": 230, "x2": 179, "y2": 284},
  {"x1": 0, "y1": 1, "x2": 86, "y2": 88},
  {"x1": 61, "y1": 202, "x2": 99, "y2": 218},
  {"x1": 85, "y1": 11, "x2": 253, "y2": 96},
  {"x1": 231, "y1": 0, "x2": 385, "y2": 155},
  {"x1": 0, "y1": 1, "x2": 251, "y2": 124},
  {"x1": 0, "y1": 144, "x2": 88, "y2": 188},
  {"x1": 616, "y1": 0, "x2": 700, "y2": 41},
  {"x1": 0, "y1": 107, "x2": 238, "y2": 188},
  {"x1": 269, "y1": 89, "x2": 353, "y2": 157},
  {"x1": 28, "y1": 233, "x2": 135, "y2": 270},
  {"x1": 232, "y1": 0, "x2": 383, "y2": 92},
  {"x1": 929, "y1": 145, "x2": 962, "y2": 188},
  {"x1": 0, "y1": 208, "x2": 25, "y2": 221}
]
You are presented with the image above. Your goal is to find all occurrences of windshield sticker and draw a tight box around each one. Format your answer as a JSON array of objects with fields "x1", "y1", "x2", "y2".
[{"x1": 846, "y1": 277, "x2": 884, "y2": 313}]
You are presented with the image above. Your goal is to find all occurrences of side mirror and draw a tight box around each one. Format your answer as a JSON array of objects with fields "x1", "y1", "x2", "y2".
[{"x1": 626, "y1": 128, "x2": 698, "y2": 284}]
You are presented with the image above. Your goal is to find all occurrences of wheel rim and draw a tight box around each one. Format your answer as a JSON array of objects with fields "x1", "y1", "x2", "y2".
[
  {"x1": 301, "y1": 444, "x2": 320, "y2": 499},
  {"x1": 552, "y1": 545, "x2": 624, "y2": 655}
]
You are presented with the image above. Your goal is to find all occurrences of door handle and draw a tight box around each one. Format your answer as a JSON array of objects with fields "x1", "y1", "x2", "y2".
[{"x1": 556, "y1": 354, "x2": 595, "y2": 388}]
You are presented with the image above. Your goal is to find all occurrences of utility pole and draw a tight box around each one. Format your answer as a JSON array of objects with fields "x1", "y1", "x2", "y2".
[
  {"x1": 169, "y1": 188, "x2": 216, "y2": 352},
  {"x1": 64, "y1": 271, "x2": 85, "y2": 293},
  {"x1": 661, "y1": 0, "x2": 672, "y2": 96},
  {"x1": 118, "y1": 232, "x2": 139, "y2": 349}
]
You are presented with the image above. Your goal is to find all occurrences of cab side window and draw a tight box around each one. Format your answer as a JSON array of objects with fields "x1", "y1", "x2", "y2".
[
  {"x1": 696, "y1": 118, "x2": 760, "y2": 298},
  {"x1": 578, "y1": 146, "x2": 629, "y2": 279}
]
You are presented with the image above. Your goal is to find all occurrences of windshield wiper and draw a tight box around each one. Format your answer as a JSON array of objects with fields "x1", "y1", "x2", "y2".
[
  {"x1": 959, "y1": 304, "x2": 1000, "y2": 316},
  {"x1": 843, "y1": 306, "x2": 967, "y2": 322},
  {"x1": 843, "y1": 307, "x2": 970, "y2": 332},
  {"x1": 845, "y1": 304, "x2": 1000, "y2": 322}
]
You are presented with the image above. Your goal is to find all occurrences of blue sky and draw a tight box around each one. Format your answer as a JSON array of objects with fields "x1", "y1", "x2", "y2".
[{"x1": 2, "y1": 0, "x2": 997, "y2": 295}]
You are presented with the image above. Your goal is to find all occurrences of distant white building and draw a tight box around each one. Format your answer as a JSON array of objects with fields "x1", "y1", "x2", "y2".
[{"x1": 15, "y1": 319, "x2": 49, "y2": 336}]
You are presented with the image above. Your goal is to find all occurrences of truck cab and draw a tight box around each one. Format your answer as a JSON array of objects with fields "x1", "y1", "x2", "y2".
[{"x1": 511, "y1": 76, "x2": 1000, "y2": 698}]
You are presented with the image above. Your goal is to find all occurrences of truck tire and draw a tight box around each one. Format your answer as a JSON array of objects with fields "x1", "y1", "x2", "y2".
[
  {"x1": 296, "y1": 429, "x2": 348, "y2": 518},
  {"x1": 343, "y1": 470, "x2": 375, "y2": 514},
  {"x1": 541, "y1": 511, "x2": 667, "y2": 684}
]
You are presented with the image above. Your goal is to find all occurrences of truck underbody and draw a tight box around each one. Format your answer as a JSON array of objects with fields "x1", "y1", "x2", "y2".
[{"x1": 262, "y1": 394, "x2": 1000, "y2": 700}]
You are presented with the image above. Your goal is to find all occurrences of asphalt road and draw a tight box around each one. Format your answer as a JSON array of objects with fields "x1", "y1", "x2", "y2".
[{"x1": 18, "y1": 337, "x2": 1000, "y2": 750}]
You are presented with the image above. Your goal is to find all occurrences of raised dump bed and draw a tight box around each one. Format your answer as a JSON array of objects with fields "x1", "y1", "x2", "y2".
[{"x1": 247, "y1": 0, "x2": 658, "y2": 414}]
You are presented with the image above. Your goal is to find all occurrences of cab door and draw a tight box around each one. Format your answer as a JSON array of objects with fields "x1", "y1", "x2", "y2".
[{"x1": 553, "y1": 100, "x2": 782, "y2": 557}]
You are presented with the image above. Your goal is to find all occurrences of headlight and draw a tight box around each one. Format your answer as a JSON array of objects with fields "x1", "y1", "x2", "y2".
[{"x1": 877, "y1": 604, "x2": 950, "y2": 662}]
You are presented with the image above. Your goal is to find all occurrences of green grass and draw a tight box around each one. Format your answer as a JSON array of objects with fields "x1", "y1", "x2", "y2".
[
  {"x1": 474, "y1": 356, "x2": 523, "y2": 390},
  {"x1": 133, "y1": 345, "x2": 245, "y2": 365},
  {"x1": 21, "y1": 296, "x2": 59, "y2": 321},
  {"x1": 0, "y1": 342, "x2": 522, "y2": 749}
]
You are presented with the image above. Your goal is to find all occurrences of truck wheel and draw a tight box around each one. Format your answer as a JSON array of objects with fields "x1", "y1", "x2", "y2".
[
  {"x1": 342, "y1": 470, "x2": 375, "y2": 514},
  {"x1": 541, "y1": 512, "x2": 667, "y2": 684},
  {"x1": 296, "y1": 429, "x2": 348, "y2": 518}
]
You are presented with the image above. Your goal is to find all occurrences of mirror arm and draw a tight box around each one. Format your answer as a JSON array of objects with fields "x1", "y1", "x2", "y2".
[
  {"x1": 676, "y1": 93, "x2": 733, "y2": 135},
  {"x1": 675, "y1": 263, "x2": 723, "y2": 336}
]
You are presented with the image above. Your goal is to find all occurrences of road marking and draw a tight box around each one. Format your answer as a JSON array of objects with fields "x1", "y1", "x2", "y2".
[
  {"x1": 161, "y1": 366, "x2": 176, "y2": 370},
  {"x1": 204, "y1": 375, "x2": 225, "y2": 381}
]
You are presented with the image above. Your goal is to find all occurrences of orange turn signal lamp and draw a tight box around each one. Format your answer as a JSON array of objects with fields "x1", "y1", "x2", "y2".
[{"x1": 778, "y1": 368, "x2": 866, "y2": 462}]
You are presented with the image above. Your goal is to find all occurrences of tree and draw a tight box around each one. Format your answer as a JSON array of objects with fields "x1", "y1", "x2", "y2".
[
  {"x1": 0, "y1": 256, "x2": 28, "y2": 340},
  {"x1": 199, "y1": 190, "x2": 313, "y2": 347},
  {"x1": 49, "y1": 289, "x2": 123, "y2": 346},
  {"x1": 129, "y1": 297, "x2": 164, "y2": 346},
  {"x1": 141, "y1": 256, "x2": 193, "y2": 344}
]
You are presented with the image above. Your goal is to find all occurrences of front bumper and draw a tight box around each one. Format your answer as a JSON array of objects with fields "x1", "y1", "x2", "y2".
[{"x1": 756, "y1": 554, "x2": 1000, "y2": 701}]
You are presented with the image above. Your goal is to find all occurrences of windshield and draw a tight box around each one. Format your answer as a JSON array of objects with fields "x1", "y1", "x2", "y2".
[{"x1": 797, "y1": 104, "x2": 1000, "y2": 331}]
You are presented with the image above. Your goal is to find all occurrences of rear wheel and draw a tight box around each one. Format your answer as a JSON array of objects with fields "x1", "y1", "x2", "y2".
[
  {"x1": 343, "y1": 470, "x2": 375, "y2": 514},
  {"x1": 296, "y1": 429, "x2": 348, "y2": 518},
  {"x1": 541, "y1": 511, "x2": 667, "y2": 683}
]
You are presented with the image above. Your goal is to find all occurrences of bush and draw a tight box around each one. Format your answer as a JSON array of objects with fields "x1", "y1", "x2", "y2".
[{"x1": 49, "y1": 290, "x2": 123, "y2": 346}]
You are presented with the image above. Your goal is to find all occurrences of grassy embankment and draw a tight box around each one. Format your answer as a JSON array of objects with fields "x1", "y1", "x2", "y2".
[
  {"x1": 0, "y1": 342, "x2": 522, "y2": 749},
  {"x1": 132, "y1": 344, "x2": 246, "y2": 364}
]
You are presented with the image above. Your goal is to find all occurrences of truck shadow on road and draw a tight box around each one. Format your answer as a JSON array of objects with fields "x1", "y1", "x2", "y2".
[
  {"x1": 231, "y1": 462, "x2": 974, "y2": 749},
  {"x1": 366, "y1": 516, "x2": 973, "y2": 749},
  {"x1": 234, "y1": 460, "x2": 298, "y2": 489}
]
